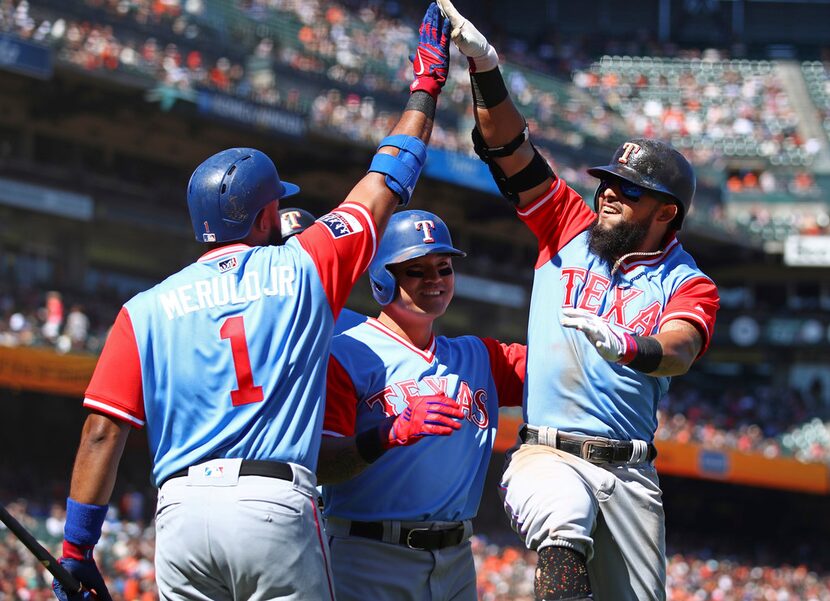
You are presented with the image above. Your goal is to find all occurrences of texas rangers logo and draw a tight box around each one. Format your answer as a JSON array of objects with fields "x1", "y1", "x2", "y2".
[
  {"x1": 414, "y1": 219, "x2": 436, "y2": 243},
  {"x1": 618, "y1": 142, "x2": 642, "y2": 164},
  {"x1": 281, "y1": 210, "x2": 306, "y2": 232}
]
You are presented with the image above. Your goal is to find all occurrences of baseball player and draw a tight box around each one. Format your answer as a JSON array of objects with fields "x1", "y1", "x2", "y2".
[
  {"x1": 317, "y1": 209, "x2": 527, "y2": 601},
  {"x1": 51, "y1": 4, "x2": 453, "y2": 600},
  {"x1": 280, "y1": 207, "x2": 368, "y2": 337},
  {"x1": 436, "y1": 2, "x2": 720, "y2": 600},
  {"x1": 279, "y1": 206, "x2": 316, "y2": 241}
]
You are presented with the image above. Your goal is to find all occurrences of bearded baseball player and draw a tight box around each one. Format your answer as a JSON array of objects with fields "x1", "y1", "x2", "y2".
[
  {"x1": 50, "y1": 5, "x2": 452, "y2": 600},
  {"x1": 317, "y1": 209, "x2": 526, "y2": 601},
  {"x1": 436, "y1": 2, "x2": 720, "y2": 600}
]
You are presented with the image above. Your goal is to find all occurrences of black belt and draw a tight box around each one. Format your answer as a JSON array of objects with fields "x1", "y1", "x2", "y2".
[
  {"x1": 161, "y1": 460, "x2": 293, "y2": 487},
  {"x1": 348, "y1": 521, "x2": 466, "y2": 551},
  {"x1": 520, "y1": 426, "x2": 657, "y2": 464}
]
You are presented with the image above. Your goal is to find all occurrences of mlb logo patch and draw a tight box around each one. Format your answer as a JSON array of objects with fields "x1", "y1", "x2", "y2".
[
  {"x1": 319, "y1": 211, "x2": 364, "y2": 239},
  {"x1": 218, "y1": 256, "x2": 238, "y2": 273},
  {"x1": 202, "y1": 466, "x2": 224, "y2": 478}
]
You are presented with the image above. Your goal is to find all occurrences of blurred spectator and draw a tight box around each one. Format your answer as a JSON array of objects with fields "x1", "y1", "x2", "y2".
[
  {"x1": 40, "y1": 290, "x2": 63, "y2": 343},
  {"x1": 61, "y1": 304, "x2": 90, "y2": 353}
]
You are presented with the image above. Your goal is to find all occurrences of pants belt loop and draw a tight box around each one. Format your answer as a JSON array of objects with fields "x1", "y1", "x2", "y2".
[
  {"x1": 462, "y1": 519, "x2": 474, "y2": 542},
  {"x1": 630, "y1": 439, "x2": 648, "y2": 464},
  {"x1": 536, "y1": 425, "x2": 558, "y2": 448},
  {"x1": 384, "y1": 520, "x2": 401, "y2": 544}
]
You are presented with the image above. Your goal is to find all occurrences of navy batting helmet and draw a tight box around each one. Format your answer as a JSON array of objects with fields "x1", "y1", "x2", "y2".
[
  {"x1": 369, "y1": 210, "x2": 466, "y2": 306},
  {"x1": 279, "y1": 207, "x2": 316, "y2": 241},
  {"x1": 187, "y1": 148, "x2": 300, "y2": 243},
  {"x1": 587, "y1": 139, "x2": 695, "y2": 229}
]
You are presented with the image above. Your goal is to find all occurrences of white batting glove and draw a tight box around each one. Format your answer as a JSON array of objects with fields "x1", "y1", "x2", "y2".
[
  {"x1": 560, "y1": 308, "x2": 631, "y2": 363},
  {"x1": 436, "y1": 0, "x2": 499, "y2": 72}
]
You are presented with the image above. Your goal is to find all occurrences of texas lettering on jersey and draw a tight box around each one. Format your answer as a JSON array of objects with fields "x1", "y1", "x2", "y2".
[
  {"x1": 365, "y1": 376, "x2": 490, "y2": 429},
  {"x1": 561, "y1": 267, "x2": 661, "y2": 335}
]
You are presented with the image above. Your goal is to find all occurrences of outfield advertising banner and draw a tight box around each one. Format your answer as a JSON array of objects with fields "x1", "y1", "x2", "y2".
[{"x1": 0, "y1": 347, "x2": 96, "y2": 398}]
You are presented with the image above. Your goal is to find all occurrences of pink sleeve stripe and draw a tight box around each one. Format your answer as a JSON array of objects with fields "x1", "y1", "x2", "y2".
[
  {"x1": 339, "y1": 202, "x2": 378, "y2": 260},
  {"x1": 659, "y1": 311, "x2": 711, "y2": 338},
  {"x1": 83, "y1": 398, "x2": 145, "y2": 427},
  {"x1": 516, "y1": 178, "x2": 563, "y2": 217}
]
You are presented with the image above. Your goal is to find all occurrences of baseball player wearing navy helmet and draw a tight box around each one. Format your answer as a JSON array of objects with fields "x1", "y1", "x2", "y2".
[
  {"x1": 437, "y1": 1, "x2": 720, "y2": 600},
  {"x1": 52, "y1": 5, "x2": 453, "y2": 599},
  {"x1": 279, "y1": 207, "x2": 317, "y2": 241},
  {"x1": 317, "y1": 210, "x2": 526, "y2": 601}
]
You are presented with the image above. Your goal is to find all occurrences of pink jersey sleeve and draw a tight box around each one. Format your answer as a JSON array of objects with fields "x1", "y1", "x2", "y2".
[
  {"x1": 83, "y1": 307, "x2": 145, "y2": 428},
  {"x1": 480, "y1": 337, "x2": 527, "y2": 408},
  {"x1": 296, "y1": 202, "x2": 378, "y2": 318},
  {"x1": 660, "y1": 277, "x2": 720, "y2": 357},
  {"x1": 516, "y1": 178, "x2": 597, "y2": 269},
  {"x1": 322, "y1": 355, "x2": 359, "y2": 437}
]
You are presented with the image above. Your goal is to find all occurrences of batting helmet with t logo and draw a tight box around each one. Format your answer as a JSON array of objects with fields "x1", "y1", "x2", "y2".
[
  {"x1": 187, "y1": 148, "x2": 300, "y2": 243},
  {"x1": 279, "y1": 207, "x2": 316, "y2": 241},
  {"x1": 587, "y1": 138, "x2": 695, "y2": 230},
  {"x1": 369, "y1": 210, "x2": 466, "y2": 305}
]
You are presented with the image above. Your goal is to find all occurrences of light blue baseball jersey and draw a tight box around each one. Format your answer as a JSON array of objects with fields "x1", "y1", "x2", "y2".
[
  {"x1": 517, "y1": 179, "x2": 719, "y2": 442},
  {"x1": 322, "y1": 318, "x2": 525, "y2": 522},
  {"x1": 83, "y1": 203, "x2": 378, "y2": 486}
]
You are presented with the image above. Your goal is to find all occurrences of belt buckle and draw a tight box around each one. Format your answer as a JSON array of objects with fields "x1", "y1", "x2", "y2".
[
  {"x1": 405, "y1": 527, "x2": 430, "y2": 551},
  {"x1": 580, "y1": 438, "x2": 610, "y2": 464}
]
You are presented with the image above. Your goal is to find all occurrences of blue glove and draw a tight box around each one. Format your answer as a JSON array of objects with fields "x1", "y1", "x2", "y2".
[
  {"x1": 409, "y1": 2, "x2": 451, "y2": 97},
  {"x1": 52, "y1": 549, "x2": 112, "y2": 601}
]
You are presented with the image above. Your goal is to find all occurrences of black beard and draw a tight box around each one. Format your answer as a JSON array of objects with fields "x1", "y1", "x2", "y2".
[{"x1": 587, "y1": 217, "x2": 651, "y2": 266}]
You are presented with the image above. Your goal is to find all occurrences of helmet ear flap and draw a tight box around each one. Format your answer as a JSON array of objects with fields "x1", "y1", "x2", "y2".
[{"x1": 370, "y1": 268, "x2": 397, "y2": 305}]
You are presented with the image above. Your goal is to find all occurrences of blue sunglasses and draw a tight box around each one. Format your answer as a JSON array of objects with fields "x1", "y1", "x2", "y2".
[{"x1": 601, "y1": 179, "x2": 647, "y2": 202}]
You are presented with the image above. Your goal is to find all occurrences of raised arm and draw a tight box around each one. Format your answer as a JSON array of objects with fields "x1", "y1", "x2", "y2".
[
  {"x1": 344, "y1": 2, "x2": 451, "y2": 234},
  {"x1": 437, "y1": 0, "x2": 554, "y2": 208}
]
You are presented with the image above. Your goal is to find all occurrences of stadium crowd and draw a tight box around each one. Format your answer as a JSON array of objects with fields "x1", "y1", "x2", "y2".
[
  {"x1": 5, "y1": 0, "x2": 829, "y2": 170},
  {"x1": 2, "y1": 501, "x2": 830, "y2": 601},
  {"x1": 9, "y1": 0, "x2": 829, "y2": 243}
]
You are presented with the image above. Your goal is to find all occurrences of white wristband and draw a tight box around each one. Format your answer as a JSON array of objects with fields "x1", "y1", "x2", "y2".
[{"x1": 468, "y1": 44, "x2": 499, "y2": 73}]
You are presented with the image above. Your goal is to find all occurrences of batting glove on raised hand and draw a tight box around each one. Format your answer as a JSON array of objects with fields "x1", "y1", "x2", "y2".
[
  {"x1": 53, "y1": 545, "x2": 112, "y2": 601},
  {"x1": 382, "y1": 393, "x2": 465, "y2": 448},
  {"x1": 560, "y1": 307, "x2": 634, "y2": 363},
  {"x1": 436, "y1": 0, "x2": 499, "y2": 72},
  {"x1": 410, "y1": 2, "x2": 451, "y2": 97}
]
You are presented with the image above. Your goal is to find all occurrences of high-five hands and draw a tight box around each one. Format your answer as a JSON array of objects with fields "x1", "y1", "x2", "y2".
[
  {"x1": 435, "y1": 0, "x2": 499, "y2": 72},
  {"x1": 410, "y1": 2, "x2": 452, "y2": 97}
]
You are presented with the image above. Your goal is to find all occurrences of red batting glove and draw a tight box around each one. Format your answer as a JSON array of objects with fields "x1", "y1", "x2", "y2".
[
  {"x1": 409, "y1": 2, "x2": 451, "y2": 98},
  {"x1": 381, "y1": 393, "x2": 465, "y2": 448}
]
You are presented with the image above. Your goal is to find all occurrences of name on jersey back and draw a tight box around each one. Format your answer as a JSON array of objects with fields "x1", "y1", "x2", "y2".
[{"x1": 159, "y1": 266, "x2": 296, "y2": 320}]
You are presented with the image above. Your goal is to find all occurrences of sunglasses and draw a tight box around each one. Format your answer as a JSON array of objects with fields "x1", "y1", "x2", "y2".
[{"x1": 600, "y1": 179, "x2": 648, "y2": 202}]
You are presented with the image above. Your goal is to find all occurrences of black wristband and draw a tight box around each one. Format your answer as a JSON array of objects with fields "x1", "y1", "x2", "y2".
[
  {"x1": 470, "y1": 68, "x2": 508, "y2": 108},
  {"x1": 626, "y1": 335, "x2": 663, "y2": 373},
  {"x1": 355, "y1": 426, "x2": 386, "y2": 464},
  {"x1": 405, "y1": 91, "x2": 436, "y2": 119}
]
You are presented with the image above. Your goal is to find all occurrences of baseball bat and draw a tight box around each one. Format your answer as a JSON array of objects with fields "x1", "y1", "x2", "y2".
[{"x1": 0, "y1": 502, "x2": 84, "y2": 594}]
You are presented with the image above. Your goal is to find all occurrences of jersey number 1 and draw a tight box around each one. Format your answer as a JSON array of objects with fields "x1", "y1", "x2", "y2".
[{"x1": 220, "y1": 316, "x2": 264, "y2": 406}]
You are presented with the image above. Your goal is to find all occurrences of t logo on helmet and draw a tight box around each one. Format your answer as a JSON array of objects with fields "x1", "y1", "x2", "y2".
[
  {"x1": 415, "y1": 219, "x2": 436, "y2": 243},
  {"x1": 282, "y1": 210, "x2": 303, "y2": 231},
  {"x1": 618, "y1": 142, "x2": 642, "y2": 165}
]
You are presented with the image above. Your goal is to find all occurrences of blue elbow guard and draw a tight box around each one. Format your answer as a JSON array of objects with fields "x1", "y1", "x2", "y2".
[{"x1": 368, "y1": 135, "x2": 427, "y2": 206}]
